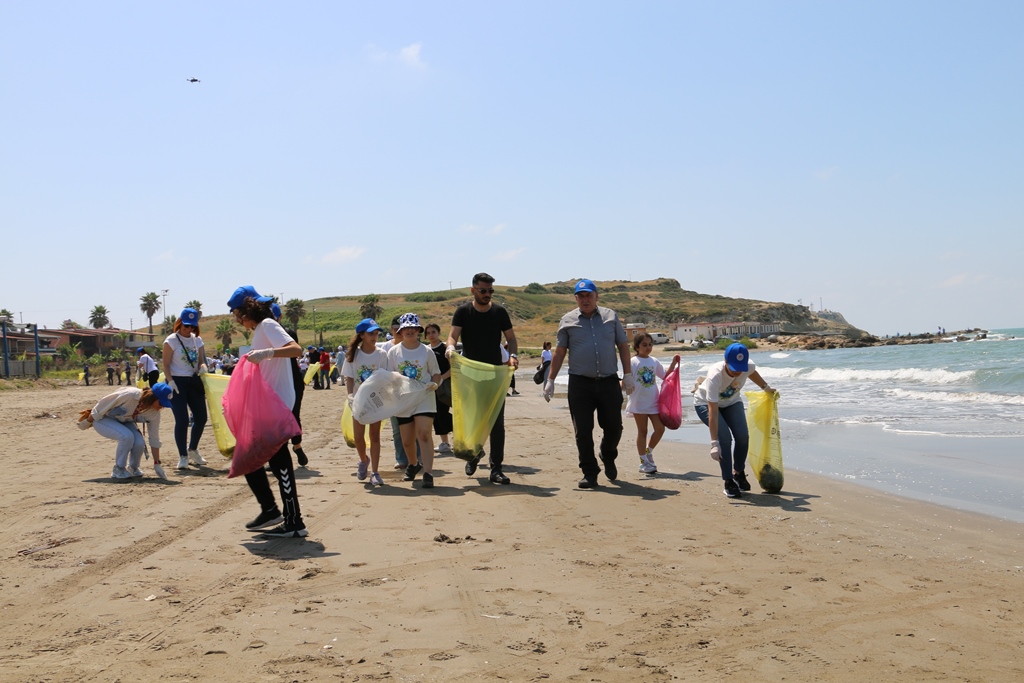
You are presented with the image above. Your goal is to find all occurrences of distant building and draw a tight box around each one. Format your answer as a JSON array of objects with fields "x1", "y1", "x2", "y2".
[
  {"x1": 41, "y1": 328, "x2": 158, "y2": 357},
  {"x1": 669, "y1": 321, "x2": 780, "y2": 343},
  {"x1": 624, "y1": 322, "x2": 648, "y2": 342}
]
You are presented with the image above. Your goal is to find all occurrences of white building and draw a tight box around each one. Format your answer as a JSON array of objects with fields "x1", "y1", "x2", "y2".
[{"x1": 669, "y1": 321, "x2": 780, "y2": 343}]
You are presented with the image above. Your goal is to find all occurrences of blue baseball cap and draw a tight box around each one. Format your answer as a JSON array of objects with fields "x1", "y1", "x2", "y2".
[
  {"x1": 356, "y1": 318, "x2": 382, "y2": 334},
  {"x1": 270, "y1": 302, "x2": 282, "y2": 320},
  {"x1": 318, "y1": 346, "x2": 324, "y2": 352},
  {"x1": 227, "y1": 285, "x2": 274, "y2": 311},
  {"x1": 574, "y1": 279, "x2": 597, "y2": 294},
  {"x1": 724, "y1": 343, "x2": 749, "y2": 373},
  {"x1": 150, "y1": 382, "x2": 174, "y2": 408},
  {"x1": 136, "y1": 347, "x2": 145, "y2": 354},
  {"x1": 307, "y1": 345, "x2": 315, "y2": 350},
  {"x1": 180, "y1": 307, "x2": 200, "y2": 326}
]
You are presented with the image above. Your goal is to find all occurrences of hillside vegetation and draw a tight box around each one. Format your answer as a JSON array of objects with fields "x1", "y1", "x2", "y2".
[{"x1": 203, "y1": 278, "x2": 866, "y2": 353}]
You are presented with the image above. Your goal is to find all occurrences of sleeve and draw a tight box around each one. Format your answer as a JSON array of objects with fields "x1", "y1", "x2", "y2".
[
  {"x1": 91, "y1": 390, "x2": 128, "y2": 420},
  {"x1": 385, "y1": 345, "x2": 398, "y2": 371},
  {"x1": 654, "y1": 361, "x2": 667, "y2": 380},
  {"x1": 262, "y1": 320, "x2": 293, "y2": 349},
  {"x1": 146, "y1": 411, "x2": 163, "y2": 449},
  {"x1": 703, "y1": 371, "x2": 723, "y2": 404},
  {"x1": 195, "y1": 335, "x2": 205, "y2": 350},
  {"x1": 451, "y1": 303, "x2": 466, "y2": 328},
  {"x1": 613, "y1": 315, "x2": 627, "y2": 345},
  {"x1": 426, "y1": 347, "x2": 441, "y2": 376},
  {"x1": 341, "y1": 354, "x2": 355, "y2": 379},
  {"x1": 556, "y1": 318, "x2": 570, "y2": 349},
  {"x1": 498, "y1": 307, "x2": 513, "y2": 331}
]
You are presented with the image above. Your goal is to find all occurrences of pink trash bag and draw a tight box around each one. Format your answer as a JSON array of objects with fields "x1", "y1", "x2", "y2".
[
  {"x1": 222, "y1": 356, "x2": 301, "y2": 478},
  {"x1": 658, "y1": 366, "x2": 683, "y2": 430}
]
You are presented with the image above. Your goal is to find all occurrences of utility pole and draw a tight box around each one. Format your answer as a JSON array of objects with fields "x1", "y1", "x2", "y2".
[
  {"x1": 448, "y1": 281, "x2": 452, "y2": 290},
  {"x1": 312, "y1": 306, "x2": 317, "y2": 338},
  {"x1": 161, "y1": 289, "x2": 169, "y2": 318}
]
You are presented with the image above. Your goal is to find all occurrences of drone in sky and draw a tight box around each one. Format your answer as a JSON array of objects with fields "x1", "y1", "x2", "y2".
[{"x1": 186, "y1": 77, "x2": 200, "y2": 83}]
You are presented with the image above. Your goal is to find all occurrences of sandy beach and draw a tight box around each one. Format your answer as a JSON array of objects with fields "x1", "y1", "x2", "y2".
[{"x1": 1, "y1": 381, "x2": 1022, "y2": 682}]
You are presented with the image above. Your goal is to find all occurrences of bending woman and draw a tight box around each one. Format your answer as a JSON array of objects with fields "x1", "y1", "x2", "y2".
[
  {"x1": 162, "y1": 307, "x2": 209, "y2": 470},
  {"x1": 82, "y1": 383, "x2": 173, "y2": 479}
]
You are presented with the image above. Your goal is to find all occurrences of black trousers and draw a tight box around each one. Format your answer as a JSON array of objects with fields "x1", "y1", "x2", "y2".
[
  {"x1": 289, "y1": 358, "x2": 304, "y2": 446},
  {"x1": 146, "y1": 370, "x2": 160, "y2": 387},
  {"x1": 488, "y1": 403, "x2": 506, "y2": 469},
  {"x1": 244, "y1": 443, "x2": 303, "y2": 528},
  {"x1": 567, "y1": 374, "x2": 623, "y2": 480}
]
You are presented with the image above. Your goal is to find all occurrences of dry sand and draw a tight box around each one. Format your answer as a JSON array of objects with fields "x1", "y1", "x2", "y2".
[{"x1": 1, "y1": 380, "x2": 1022, "y2": 682}]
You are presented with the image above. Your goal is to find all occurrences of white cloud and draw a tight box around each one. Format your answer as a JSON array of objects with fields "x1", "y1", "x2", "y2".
[
  {"x1": 494, "y1": 248, "x2": 525, "y2": 262},
  {"x1": 814, "y1": 166, "x2": 840, "y2": 180},
  {"x1": 940, "y1": 273, "x2": 967, "y2": 288},
  {"x1": 459, "y1": 224, "x2": 480, "y2": 233},
  {"x1": 366, "y1": 42, "x2": 426, "y2": 70},
  {"x1": 490, "y1": 224, "x2": 506, "y2": 235},
  {"x1": 321, "y1": 246, "x2": 367, "y2": 264}
]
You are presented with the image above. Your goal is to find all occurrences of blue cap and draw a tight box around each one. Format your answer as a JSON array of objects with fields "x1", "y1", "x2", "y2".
[
  {"x1": 397, "y1": 312, "x2": 422, "y2": 332},
  {"x1": 356, "y1": 318, "x2": 382, "y2": 334},
  {"x1": 179, "y1": 307, "x2": 200, "y2": 326},
  {"x1": 227, "y1": 285, "x2": 274, "y2": 311},
  {"x1": 574, "y1": 279, "x2": 597, "y2": 294},
  {"x1": 318, "y1": 346, "x2": 324, "y2": 351},
  {"x1": 270, "y1": 302, "x2": 282, "y2": 320},
  {"x1": 150, "y1": 382, "x2": 174, "y2": 408},
  {"x1": 136, "y1": 347, "x2": 145, "y2": 354},
  {"x1": 307, "y1": 345, "x2": 315, "y2": 350},
  {"x1": 724, "y1": 343, "x2": 749, "y2": 373}
]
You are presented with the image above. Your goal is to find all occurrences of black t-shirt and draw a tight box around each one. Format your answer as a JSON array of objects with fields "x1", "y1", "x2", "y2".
[{"x1": 451, "y1": 302, "x2": 512, "y2": 365}]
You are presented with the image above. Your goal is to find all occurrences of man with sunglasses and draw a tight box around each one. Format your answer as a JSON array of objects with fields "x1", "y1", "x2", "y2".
[
  {"x1": 446, "y1": 272, "x2": 518, "y2": 484},
  {"x1": 543, "y1": 279, "x2": 634, "y2": 489}
]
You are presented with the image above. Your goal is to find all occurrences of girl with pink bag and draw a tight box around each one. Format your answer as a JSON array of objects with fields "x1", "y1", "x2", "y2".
[{"x1": 624, "y1": 334, "x2": 679, "y2": 475}]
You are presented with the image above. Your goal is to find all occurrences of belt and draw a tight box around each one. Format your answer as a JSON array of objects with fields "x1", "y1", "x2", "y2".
[{"x1": 568, "y1": 374, "x2": 619, "y2": 382}]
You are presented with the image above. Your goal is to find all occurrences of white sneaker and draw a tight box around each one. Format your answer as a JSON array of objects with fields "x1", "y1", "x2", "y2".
[
  {"x1": 639, "y1": 452, "x2": 657, "y2": 475},
  {"x1": 188, "y1": 449, "x2": 207, "y2": 466},
  {"x1": 177, "y1": 455, "x2": 190, "y2": 470},
  {"x1": 438, "y1": 443, "x2": 453, "y2": 455},
  {"x1": 111, "y1": 465, "x2": 133, "y2": 480},
  {"x1": 130, "y1": 467, "x2": 144, "y2": 477},
  {"x1": 646, "y1": 449, "x2": 658, "y2": 473}
]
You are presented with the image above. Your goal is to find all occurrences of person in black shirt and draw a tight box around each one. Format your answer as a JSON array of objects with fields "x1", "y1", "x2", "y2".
[{"x1": 446, "y1": 272, "x2": 519, "y2": 484}]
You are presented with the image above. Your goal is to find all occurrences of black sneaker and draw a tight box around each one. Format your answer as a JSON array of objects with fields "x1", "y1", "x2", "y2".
[
  {"x1": 246, "y1": 509, "x2": 283, "y2": 530},
  {"x1": 421, "y1": 472, "x2": 434, "y2": 489},
  {"x1": 489, "y1": 469, "x2": 510, "y2": 485},
  {"x1": 578, "y1": 477, "x2": 598, "y2": 489},
  {"x1": 294, "y1": 447, "x2": 308, "y2": 468},
  {"x1": 724, "y1": 479, "x2": 743, "y2": 498},
  {"x1": 734, "y1": 471, "x2": 751, "y2": 491},
  {"x1": 404, "y1": 464, "x2": 422, "y2": 482},
  {"x1": 601, "y1": 457, "x2": 618, "y2": 481},
  {"x1": 465, "y1": 456, "x2": 481, "y2": 476},
  {"x1": 262, "y1": 524, "x2": 308, "y2": 538}
]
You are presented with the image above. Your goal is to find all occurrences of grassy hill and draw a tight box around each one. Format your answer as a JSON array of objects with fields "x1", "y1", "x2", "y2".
[{"x1": 202, "y1": 278, "x2": 866, "y2": 355}]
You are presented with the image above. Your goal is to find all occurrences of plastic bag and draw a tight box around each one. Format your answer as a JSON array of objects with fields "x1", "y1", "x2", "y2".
[
  {"x1": 222, "y1": 356, "x2": 301, "y2": 478},
  {"x1": 304, "y1": 362, "x2": 320, "y2": 385},
  {"x1": 533, "y1": 361, "x2": 550, "y2": 385},
  {"x1": 658, "y1": 366, "x2": 682, "y2": 430},
  {"x1": 351, "y1": 369, "x2": 429, "y2": 425},
  {"x1": 450, "y1": 354, "x2": 514, "y2": 461},
  {"x1": 745, "y1": 390, "x2": 784, "y2": 493},
  {"x1": 340, "y1": 399, "x2": 370, "y2": 448},
  {"x1": 201, "y1": 373, "x2": 236, "y2": 458}
]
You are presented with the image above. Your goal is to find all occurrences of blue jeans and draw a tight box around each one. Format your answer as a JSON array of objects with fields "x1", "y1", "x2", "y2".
[
  {"x1": 93, "y1": 418, "x2": 145, "y2": 470},
  {"x1": 694, "y1": 402, "x2": 748, "y2": 481},
  {"x1": 169, "y1": 375, "x2": 207, "y2": 457}
]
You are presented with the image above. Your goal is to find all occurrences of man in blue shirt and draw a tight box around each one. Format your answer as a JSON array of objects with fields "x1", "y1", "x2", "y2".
[{"x1": 544, "y1": 279, "x2": 634, "y2": 488}]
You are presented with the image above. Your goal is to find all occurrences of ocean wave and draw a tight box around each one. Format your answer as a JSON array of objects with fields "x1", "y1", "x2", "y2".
[
  {"x1": 887, "y1": 388, "x2": 1024, "y2": 406},
  {"x1": 770, "y1": 352, "x2": 791, "y2": 358},
  {"x1": 758, "y1": 366, "x2": 974, "y2": 384}
]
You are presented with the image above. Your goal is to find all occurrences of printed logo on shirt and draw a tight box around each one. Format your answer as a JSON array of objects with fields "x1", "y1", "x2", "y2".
[
  {"x1": 396, "y1": 360, "x2": 422, "y2": 382},
  {"x1": 638, "y1": 366, "x2": 657, "y2": 388},
  {"x1": 357, "y1": 365, "x2": 376, "y2": 383},
  {"x1": 180, "y1": 347, "x2": 198, "y2": 366},
  {"x1": 719, "y1": 381, "x2": 740, "y2": 400}
]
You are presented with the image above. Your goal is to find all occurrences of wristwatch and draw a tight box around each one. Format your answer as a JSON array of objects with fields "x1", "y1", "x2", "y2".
[{"x1": 509, "y1": 353, "x2": 518, "y2": 359}]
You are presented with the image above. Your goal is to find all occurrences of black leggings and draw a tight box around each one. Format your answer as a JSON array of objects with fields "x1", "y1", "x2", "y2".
[{"x1": 245, "y1": 443, "x2": 303, "y2": 528}]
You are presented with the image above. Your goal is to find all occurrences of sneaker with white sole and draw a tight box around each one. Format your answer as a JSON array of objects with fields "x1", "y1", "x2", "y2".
[
  {"x1": 724, "y1": 479, "x2": 743, "y2": 498},
  {"x1": 437, "y1": 443, "x2": 453, "y2": 455},
  {"x1": 246, "y1": 509, "x2": 283, "y2": 530},
  {"x1": 262, "y1": 524, "x2": 308, "y2": 538},
  {"x1": 357, "y1": 460, "x2": 369, "y2": 481},
  {"x1": 177, "y1": 455, "x2": 190, "y2": 470},
  {"x1": 639, "y1": 454, "x2": 657, "y2": 474},
  {"x1": 130, "y1": 466, "x2": 144, "y2": 477},
  {"x1": 187, "y1": 449, "x2": 207, "y2": 466},
  {"x1": 645, "y1": 449, "x2": 658, "y2": 474},
  {"x1": 111, "y1": 465, "x2": 133, "y2": 480},
  {"x1": 370, "y1": 472, "x2": 384, "y2": 486}
]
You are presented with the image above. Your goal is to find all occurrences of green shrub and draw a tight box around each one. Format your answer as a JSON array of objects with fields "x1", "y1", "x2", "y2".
[{"x1": 524, "y1": 282, "x2": 547, "y2": 294}]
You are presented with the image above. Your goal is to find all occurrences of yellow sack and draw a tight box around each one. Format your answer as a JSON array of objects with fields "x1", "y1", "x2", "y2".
[
  {"x1": 450, "y1": 354, "x2": 514, "y2": 461},
  {"x1": 120, "y1": 372, "x2": 126, "y2": 381},
  {"x1": 137, "y1": 375, "x2": 147, "y2": 388},
  {"x1": 78, "y1": 372, "x2": 85, "y2": 381},
  {"x1": 745, "y1": 390, "x2": 784, "y2": 493},
  {"x1": 201, "y1": 373, "x2": 236, "y2": 458},
  {"x1": 340, "y1": 399, "x2": 370, "y2": 448},
  {"x1": 304, "y1": 362, "x2": 320, "y2": 385}
]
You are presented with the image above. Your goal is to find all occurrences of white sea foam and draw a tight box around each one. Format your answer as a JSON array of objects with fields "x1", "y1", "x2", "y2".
[
  {"x1": 887, "y1": 388, "x2": 1024, "y2": 406},
  {"x1": 770, "y1": 352, "x2": 791, "y2": 358},
  {"x1": 758, "y1": 366, "x2": 974, "y2": 384}
]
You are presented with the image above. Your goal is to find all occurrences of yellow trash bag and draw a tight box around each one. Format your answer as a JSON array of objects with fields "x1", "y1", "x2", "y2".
[
  {"x1": 78, "y1": 372, "x2": 85, "y2": 381},
  {"x1": 201, "y1": 373, "x2": 236, "y2": 458},
  {"x1": 137, "y1": 371, "x2": 166, "y2": 389},
  {"x1": 340, "y1": 399, "x2": 369, "y2": 448},
  {"x1": 120, "y1": 372, "x2": 126, "y2": 382},
  {"x1": 745, "y1": 390, "x2": 784, "y2": 493},
  {"x1": 304, "y1": 362, "x2": 320, "y2": 385},
  {"x1": 450, "y1": 354, "x2": 514, "y2": 461}
]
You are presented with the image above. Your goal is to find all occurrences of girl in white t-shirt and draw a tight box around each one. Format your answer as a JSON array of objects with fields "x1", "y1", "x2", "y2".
[
  {"x1": 343, "y1": 318, "x2": 389, "y2": 487},
  {"x1": 625, "y1": 334, "x2": 680, "y2": 475},
  {"x1": 386, "y1": 313, "x2": 441, "y2": 489}
]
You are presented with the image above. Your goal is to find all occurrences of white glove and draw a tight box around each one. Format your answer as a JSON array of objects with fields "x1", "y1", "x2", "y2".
[
  {"x1": 621, "y1": 373, "x2": 636, "y2": 396},
  {"x1": 246, "y1": 348, "x2": 275, "y2": 364},
  {"x1": 198, "y1": 363, "x2": 208, "y2": 375},
  {"x1": 346, "y1": 394, "x2": 355, "y2": 407},
  {"x1": 543, "y1": 378, "x2": 555, "y2": 403},
  {"x1": 710, "y1": 442, "x2": 721, "y2": 461},
  {"x1": 167, "y1": 379, "x2": 179, "y2": 394},
  {"x1": 763, "y1": 385, "x2": 778, "y2": 396},
  {"x1": 445, "y1": 345, "x2": 456, "y2": 359},
  {"x1": 424, "y1": 382, "x2": 438, "y2": 392}
]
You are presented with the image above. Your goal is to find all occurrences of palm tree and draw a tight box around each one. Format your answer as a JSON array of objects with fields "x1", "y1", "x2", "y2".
[
  {"x1": 161, "y1": 314, "x2": 177, "y2": 336},
  {"x1": 284, "y1": 298, "x2": 306, "y2": 330},
  {"x1": 359, "y1": 294, "x2": 383, "y2": 321},
  {"x1": 0, "y1": 308, "x2": 12, "y2": 319},
  {"x1": 185, "y1": 299, "x2": 203, "y2": 315},
  {"x1": 140, "y1": 292, "x2": 161, "y2": 334},
  {"x1": 215, "y1": 319, "x2": 237, "y2": 348},
  {"x1": 89, "y1": 305, "x2": 110, "y2": 329},
  {"x1": 241, "y1": 329, "x2": 252, "y2": 345}
]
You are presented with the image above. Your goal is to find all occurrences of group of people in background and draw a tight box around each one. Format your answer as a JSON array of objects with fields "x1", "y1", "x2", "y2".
[{"x1": 83, "y1": 273, "x2": 780, "y2": 544}]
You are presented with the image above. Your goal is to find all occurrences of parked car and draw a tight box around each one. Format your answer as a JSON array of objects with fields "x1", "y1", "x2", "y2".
[{"x1": 650, "y1": 333, "x2": 670, "y2": 344}]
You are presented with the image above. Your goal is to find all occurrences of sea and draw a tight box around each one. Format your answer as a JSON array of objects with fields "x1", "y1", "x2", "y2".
[{"x1": 556, "y1": 328, "x2": 1024, "y2": 523}]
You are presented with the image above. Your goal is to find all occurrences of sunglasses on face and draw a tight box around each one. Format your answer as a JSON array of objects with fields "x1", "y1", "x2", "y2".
[
  {"x1": 476, "y1": 287, "x2": 495, "y2": 294},
  {"x1": 181, "y1": 323, "x2": 195, "y2": 328}
]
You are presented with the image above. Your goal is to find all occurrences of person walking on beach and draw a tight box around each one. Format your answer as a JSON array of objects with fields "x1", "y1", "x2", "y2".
[
  {"x1": 446, "y1": 272, "x2": 518, "y2": 485},
  {"x1": 273, "y1": 302, "x2": 309, "y2": 468},
  {"x1": 106, "y1": 362, "x2": 116, "y2": 386},
  {"x1": 693, "y1": 342, "x2": 776, "y2": 498},
  {"x1": 543, "y1": 279, "x2": 634, "y2": 489},
  {"x1": 318, "y1": 347, "x2": 332, "y2": 390},
  {"x1": 137, "y1": 347, "x2": 159, "y2": 387},
  {"x1": 626, "y1": 333, "x2": 680, "y2": 474},
  {"x1": 123, "y1": 359, "x2": 132, "y2": 386},
  {"x1": 425, "y1": 323, "x2": 453, "y2": 455},
  {"x1": 388, "y1": 314, "x2": 441, "y2": 489},
  {"x1": 80, "y1": 382, "x2": 173, "y2": 479},
  {"x1": 82, "y1": 363, "x2": 91, "y2": 386},
  {"x1": 162, "y1": 307, "x2": 209, "y2": 470},
  {"x1": 343, "y1": 318, "x2": 389, "y2": 486},
  {"x1": 228, "y1": 285, "x2": 308, "y2": 538},
  {"x1": 387, "y1": 315, "x2": 419, "y2": 470}
]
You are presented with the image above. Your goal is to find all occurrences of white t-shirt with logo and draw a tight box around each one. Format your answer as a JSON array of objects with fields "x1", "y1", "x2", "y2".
[
  {"x1": 342, "y1": 347, "x2": 389, "y2": 394},
  {"x1": 693, "y1": 360, "x2": 757, "y2": 408},
  {"x1": 626, "y1": 356, "x2": 667, "y2": 415},
  {"x1": 164, "y1": 333, "x2": 204, "y2": 377},
  {"x1": 386, "y1": 342, "x2": 440, "y2": 417},
  {"x1": 251, "y1": 318, "x2": 296, "y2": 409}
]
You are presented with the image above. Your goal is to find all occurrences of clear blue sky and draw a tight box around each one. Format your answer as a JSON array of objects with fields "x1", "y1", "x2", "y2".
[{"x1": 2, "y1": 1, "x2": 1021, "y2": 335}]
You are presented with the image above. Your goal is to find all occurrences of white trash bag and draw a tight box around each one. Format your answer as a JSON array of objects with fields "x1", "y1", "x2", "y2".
[{"x1": 352, "y1": 370, "x2": 429, "y2": 425}]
